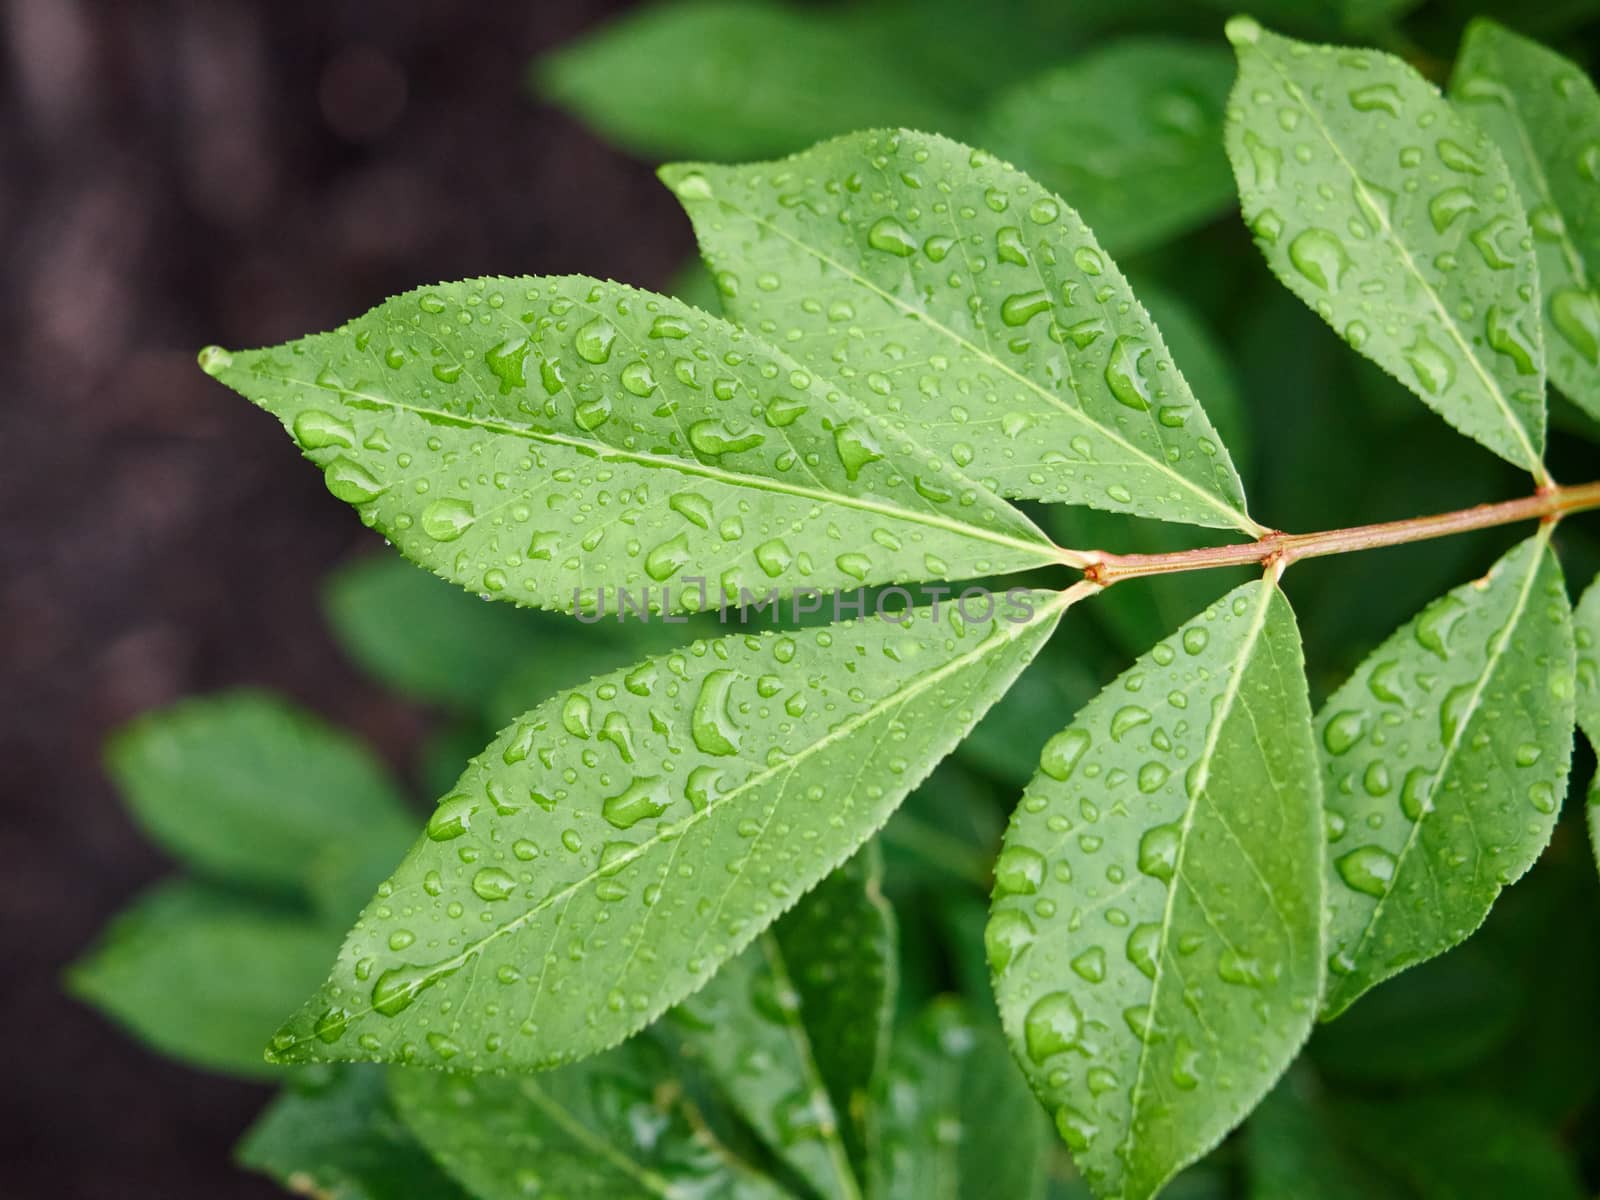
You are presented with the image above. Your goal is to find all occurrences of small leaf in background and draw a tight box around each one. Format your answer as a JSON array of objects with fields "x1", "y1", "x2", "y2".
[
  {"x1": 1244, "y1": 1072, "x2": 1413, "y2": 1200},
  {"x1": 672, "y1": 845, "x2": 895, "y2": 1197},
  {"x1": 106, "y1": 690, "x2": 409, "y2": 893},
  {"x1": 991, "y1": 580, "x2": 1324, "y2": 1200},
  {"x1": 534, "y1": 0, "x2": 960, "y2": 161},
  {"x1": 270, "y1": 594, "x2": 1071, "y2": 1071},
  {"x1": 1577, "y1": 575, "x2": 1600, "y2": 868},
  {"x1": 323, "y1": 555, "x2": 553, "y2": 712},
  {"x1": 237, "y1": 1067, "x2": 473, "y2": 1200},
  {"x1": 663, "y1": 130, "x2": 1259, "y2": 532},
  {"x1": 1225, "y1": 20, "x2": 1549, "y2": 477},
  {"x1": 205, "y1": 277, "x2": 1058, "y2": 616},
  {"x1": 390, "y1": 1037, "x2": 790, "y2": 1200},
  {"x1": 1318, "y1": 532, "x2": 1575, "y2": 1017},
  {"x1": 67, "y1": 882, "x2": 335, "y2": 1080},
  {"x1": 871, "y1": 999, "x2": 1050, "y2": 1200},
  {"x1": 983, "y1": 40, "x2": 1237, "y2": 255},
  {"x1": 1335, "y1": 1092, "x2": 1584, "y2": 1198},
  {"x1": 1452, "y1": 21, "x2": 1600, "y2": 421}
]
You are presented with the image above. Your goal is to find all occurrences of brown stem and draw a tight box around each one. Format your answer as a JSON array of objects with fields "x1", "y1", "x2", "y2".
[{"x1": 1076, "y1": 480, "x2": 1600, "y2": 587}]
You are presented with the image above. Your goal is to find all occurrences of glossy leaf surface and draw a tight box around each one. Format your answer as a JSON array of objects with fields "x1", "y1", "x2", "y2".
[
  {"x1": 672, "y1": 845, "x2": 894, "y2": 1198},
  {"x1": 1452, "y1": 20, "x2": 1600, "y2": 418},
  {"x1": 1226, "y1": 21, "x2": 1548, "y2": 475},
  {"x1": 204, "y1": 277, "x2": 1058, "y2": 617},
  {"x1": 990, "y1": 580, "x2": 1324, "y2": 1200},
  {"x1": 983, "y1": 40, "x2": 1236, "y2": 255},
  {"x1": 663, "y1": 130, "x2": 1257, "y2": 532},
  {"x1": 1318, "y1": 532, "x2": 1575, "y2": 1017},
  {"x1": 269, "y1": 594, "x2": 1067, "y2": 1070}
]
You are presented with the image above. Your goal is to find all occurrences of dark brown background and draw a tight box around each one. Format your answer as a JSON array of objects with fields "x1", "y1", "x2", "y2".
[{"x1": 0, "y1": 2, "x2": 681, "y2": 1194}]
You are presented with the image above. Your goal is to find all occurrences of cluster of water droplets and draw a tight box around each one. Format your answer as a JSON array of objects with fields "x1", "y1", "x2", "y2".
[
  {"x1": 1452, "y1": 66, "x2": 1600, "y2": 372},
  {"x1": 279, "y1": 605, "x2": 1013, "y2": 1068},
  {"x1": 666, "y1": 130, "x2": 1252, "y2": 528},
  {"x1": 1319, "y1": 540, "x2": 1575, "y2": 987},
  {"x1": 212, "y1": 276, "x2": 1046, "y2": 622},
  {"x1": 1228, "y1": 27, "x2": 1547, "y2": 466},
  {"x1": 986, "y1": 584, "x2": 1314, "y2": 1181}
]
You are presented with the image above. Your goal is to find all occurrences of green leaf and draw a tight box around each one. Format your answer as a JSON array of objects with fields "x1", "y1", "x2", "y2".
[
  {"x1": 1225, "y1": 20, "x2": 1549, "y2": 477},
  {"x1": 662, "y1": 130, "x2": 1259, "y2": 533},
  {"x1": 1577, "y1": 574, "x2": 1600, "y2": 868},
  {"x1": 1244, "y1": 1073, "x2": 1408, "y2": 1200},
  {"x1": 237, "y1": 1067, "x2": 473, "y2": 1200},
  {"x1": 1334, "y1": 1092, "x2": 1583, "y2": 1199},
  {"x1": 1452, "y1": 21, "x2": 1600, "y2": 419},
  {"x1": 535, "y1": 0, "x2": 960, "y2": 162},
  {"x1": 106, "y1": 690, "x2": 409, "y2": 893},
  {"x1": 982, "y1": 40, "x2": 1237, "y2": 255},
  {"x1": 67, "y1": 881, "x2": 335, "y2": 1080},
  {"x1": 871, "y1": 999, "x2": 1050, "y2": 1200},
  {"x1": 390, "y1": 1038, "x2": 790, "y2": 1200},
  {"x1": 1318, "y1": 531, "x2": 1575, "y2": 1017},
  {"x1": 990, "y1": 579, "x2": 1324, "y2": 1200},
  {"x1": 671, "y1": 845, "x2": 894, "y2": 1198},
  {"x1": 202, "y1": 277, "x2": 1059, "y2": 615},
  {"x1": 324, "y1": 554, "x2": 552, "y2": 710},
  {"x1": 1136, "y1": 281, "x2": 1253, "y2": 484},
  {"x1": 268, "y1": 593, "x2": 1071, "y2": 1070}
]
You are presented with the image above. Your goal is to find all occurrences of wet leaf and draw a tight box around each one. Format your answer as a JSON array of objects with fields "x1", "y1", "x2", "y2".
[
  {"x1": 1317, "y1": 532, "x2": 1576, "y2": 1017},
  {"x1": 1576, "y1": 574, "x2": 1600, "y2": 870},
  {"x1": 267, "y1": 594, "x2": 1070, "y2": 1070},
  {"x1": 203, "y1": 277, "x2": 1058, "y2": 616},
  {"x1": 67, "y1": 881, "x2": 335, "y2": 1080},
  {"x1": 871, "y1": 999, "x2": 1049, "y2": 1200},
  {"x1": 1226, "y1": 20, "x2": 1549, "y2": 476},
  {"x1": 990, "y1": 579, "x2": 1324, "y2": 1200},
  {"x1": 105, "y1": 690, "x2": 411, "y2": 894},
  {"x1": 671, "y1": 845, "x2": 894, "y2": 1198},
  {"x1": 237, "y1": 1067, "x2": 472, "y2": 1200},
  {"x1": 1452, "y1": 21, "x2": 1600, "y2": 420},
  {"x1": 983, "y1": 40, "x2": 1237, "y2": 255},
  {"x1": 662, "y1": 130, "x2": 1258, "y2": 532},
  {"x1": 390, "y1": 1037, "x2": 790, "y2": 1200}
]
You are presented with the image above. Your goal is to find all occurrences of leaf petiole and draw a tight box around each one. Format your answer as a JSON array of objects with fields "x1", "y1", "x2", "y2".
[{"x1": 1072, "y1": 479, "x2": 1600, "y2": 586}]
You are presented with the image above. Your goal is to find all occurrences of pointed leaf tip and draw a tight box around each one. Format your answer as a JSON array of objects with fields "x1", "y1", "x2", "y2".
[
  {"x1": 1225, "y1": 16, "x2": 1262, "y2": 47},
  {"x1": 198, "y1": 345, "x2": 233, "y2": 377}
]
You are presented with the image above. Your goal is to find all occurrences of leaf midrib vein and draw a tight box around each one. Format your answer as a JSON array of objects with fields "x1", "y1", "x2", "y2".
[
  {"x1": 1122, "y1": 580, "x2": 1275, "y2": 1157},
  {"x1": 1256, "y1": 45, "x2": 1544, "y2": 474},
  {"x1": 1337, "y1": 531, "x2": 1548, "y2": 986},
  {"x1": 760, "y1": 933, "x2": 864, "y2": 1200},
  {"x1": 279, "y1": 593, "x2": 1068, "y2": 1051},
  {"x1": 701, "y1": 190, "x2": 1260, "y2": 534},
  {"x1": 255, "y1": 365, "x2": 1054, "y2": 562}
]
